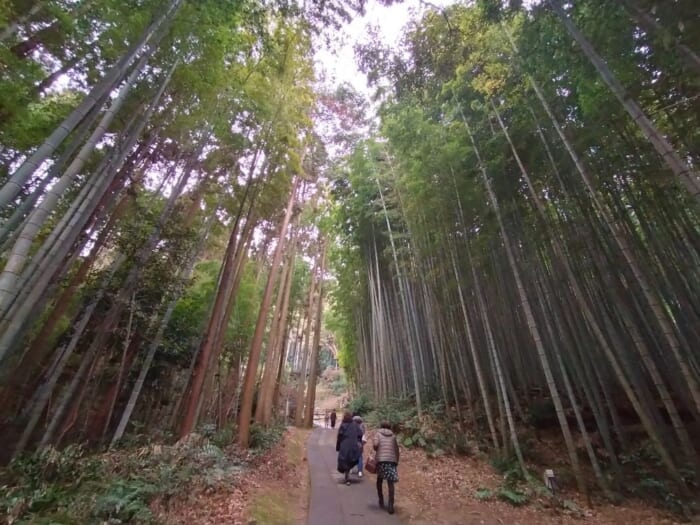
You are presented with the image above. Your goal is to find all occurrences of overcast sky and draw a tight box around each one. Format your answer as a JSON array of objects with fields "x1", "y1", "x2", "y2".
[{"x1": 314, "y1": 0, "x2": 453, "y2": 93}]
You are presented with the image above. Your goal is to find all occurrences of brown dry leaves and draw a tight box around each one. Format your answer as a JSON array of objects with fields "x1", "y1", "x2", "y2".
[
  {"x1": 154, "y1": 428, "x2": 310, "y2": 525},
  {"x1": 397, "y1": 447, "x2": 686, "y2": 525}
]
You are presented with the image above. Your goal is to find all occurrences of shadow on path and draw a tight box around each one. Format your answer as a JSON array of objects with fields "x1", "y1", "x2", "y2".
[{"x1": 307, "y1": 426, "x2": 403, "y2": 525}]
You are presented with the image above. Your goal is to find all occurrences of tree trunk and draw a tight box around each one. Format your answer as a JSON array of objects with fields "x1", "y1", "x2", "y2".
[
  {"x1": 303, "y1": 244, "x2": 326, "y2": 427},
  {"x1": 256, "y1": 237, "x2": 296, "y2": 425},
  {"x1": 13, "y1": 187, "x2": 134, "y2": 391},
  {"x1": 238, "y1": 178, "x2": 299, "y2": 446},
  {"x1": 459, "y1": 111, "x2": 587, "y2": 494},
  {"x1": 0, "y1": 53, "x2": 150, "y2": 321},
  {"x1": 0, "y1": 0, "x2": 182, "y2": 209},
  {"x1": 528, "y1": 51, "x2": 700, "y2": 434},
  {"x1": 294, "y1": 262, "x2": 318, "y2": 427},
  {"x1": 12, "y1": 254, "x2": 125, "y2": 457},
  {"x1": 0, "y1": 61, "x2": 177, "y2": 365},
  {"x1": 100, "y1": 293, "x2": 136, "y2": 442},
  {"x1": 0, "y1": 88, "x2": 107, "y2": 249},
  {"x1": 179, "y1": 205, "x2": 253, "y2": 437},
  {"x1": 375, "y1": 176, "x2": 423, "y2": 415},
  {"x1": 0, "y1": 1, "x2": 45, "y2": 42}
]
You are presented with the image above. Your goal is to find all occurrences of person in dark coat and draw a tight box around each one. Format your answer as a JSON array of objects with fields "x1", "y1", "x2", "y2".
[
  {"x1": 353, "y1": 415, "x2": 366, "y2": 477},
  {"x1": 336, "y1": 412, "x2": 361, "y2": 485},
  {"x1": 330, "y1": 409, "x2": 337, "y2": 429}
]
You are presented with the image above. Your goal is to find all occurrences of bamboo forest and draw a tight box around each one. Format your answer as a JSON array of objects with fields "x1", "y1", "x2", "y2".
[{"x1": 0, "y1": 0, "x2": 699, "y2": 523}]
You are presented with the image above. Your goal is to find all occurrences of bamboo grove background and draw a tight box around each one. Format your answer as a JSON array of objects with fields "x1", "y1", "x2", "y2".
[
  {"x1": 0, "y1": 0, "x2": 361, "y2": 461},
  {"x1": 329, "y1": 0, "x2": 700, "y2": 498},
  {"x1": 0, "y1": 0, "x2": 698, "y2": 503}
]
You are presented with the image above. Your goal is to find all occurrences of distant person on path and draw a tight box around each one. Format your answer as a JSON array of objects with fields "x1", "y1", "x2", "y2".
[
  {"x1": 373, "y1": 421, "x2": 400, "y2": 514},
  {"x1": 336, "y1": 412, "x2": 361, "y2": 485},
  {"x1": 324, "y1": 411, "x2": 330, "y2": 428},
  {"x1": 353, "y1": 414, "x2": 366, "y2": 477},
  {"x1": 330, "y1": 409, "x2": 337, "y2": 429}
]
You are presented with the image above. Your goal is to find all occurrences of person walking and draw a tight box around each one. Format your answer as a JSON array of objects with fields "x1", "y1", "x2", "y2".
[
  {"x1": 373, "y1": 421, "x2": 399, "y2": 514},
  {"x1": 324, "y1": 410, "x2": 330, "y2": 428},
  {"x1": 329, "y1": 409, "x2": 337, "y2": 429},
  {"x1": 353, "y1": 415, "x2": 366, "y2": 477},
  {"x1": 336, "y1": 412, "x2": 361, "y2": 485}
]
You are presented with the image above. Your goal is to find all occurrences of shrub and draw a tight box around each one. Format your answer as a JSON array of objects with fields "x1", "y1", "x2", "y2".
[
  {"x1": 347, "y1": 394, "x2": 373, "y2": 416},
  {"x1": 1, "y1": 435, "x2": 249, "y2": 524},
  {"x1": 249, "y1": 423, "x2": 285, "y2": 451},
  {"x1": 330, "y1": 375, "x2": 347, "y2": 395},
  {"x1": 364, "y1": 397, "x2": 415, "y2": 430},
  {"x1": 497, "y1": 487, "x2": 529, "y2": 506},
  {"x1": 475, "y1": 488, "x2": 493, "y2": 501},
  {"x1": 211, "y1": 424, "x2": 236, "y2": 448},
  {"x1": 93, "y1": 478, "x2": 157, "y2": 523}
]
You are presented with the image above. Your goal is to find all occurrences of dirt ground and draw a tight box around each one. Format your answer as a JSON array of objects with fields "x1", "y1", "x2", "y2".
[
  {"x1": 396, "y1": 446, "x2": 692, "y2": 525},
  {"x1": 155, "y1": 427, "x2": 310, "y2": 525},
  {"x1": 246, "y1": 427, "x2": 310, "y2": 525},
  {"x1": 157, "y1": 369, "x2": 694, "y2": 525},
  {"x1": 314, "y1": 368, "x2": 346, "y2": 412},
  {"x1": 154, "y1": 422, "x2": 693, "y2": 525}
]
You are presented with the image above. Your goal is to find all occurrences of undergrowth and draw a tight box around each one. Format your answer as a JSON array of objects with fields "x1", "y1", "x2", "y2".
[
  {"x1": 620, "y1": 442, "x2": 697, "y2": 516},
  {"x1": 362, "y1": 396, "x2": 457, "y2": 457},
  {"x1": 330, "y1": 374, "x2": 347, "y2": 395},
  {"x1": 354, "y1": 395, "x2": 699, "y2": 517},
  {"x1": 0, "y1": 425, "x2": 259, "y2": 525},
  {"x1": 249, "y1": 422, "x2": 285, "y2": 452}
]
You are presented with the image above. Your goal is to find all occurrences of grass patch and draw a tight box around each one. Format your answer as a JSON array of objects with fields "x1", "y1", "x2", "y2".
[
  {"x1": 285, "y1": 428, "x2": 309, "y2": 464},
  {"x1": 247, "y1": 427, "x2": 311, "y2": 525},
  {"x1": 250, "y1": 488, "x2": 297, "y2": 525}
]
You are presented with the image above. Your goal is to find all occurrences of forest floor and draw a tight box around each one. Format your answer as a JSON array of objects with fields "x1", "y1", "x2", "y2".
[
  {"x1": 314, "y1": 367, "x2": 347, "y2": 412},
  {"x1": 304, "y1": 371, "x2": 694, "y2": 524},
  {"x1": 396, "y1": 445, "x2": 692, "y2": 525},
  {"x1": 4, "y1": 366, "x2": 690, "y2": 525},
  {"x1": 156, "y1": 426, "x2": 694, "y2": 525},
  {"x1": 155, "y1": 427, "x2": 311, "y2": 525}
]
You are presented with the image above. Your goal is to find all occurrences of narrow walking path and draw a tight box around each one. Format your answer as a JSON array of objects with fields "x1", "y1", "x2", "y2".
[{"x1": 307, "y1": 426, "x2": 403, "y2": 525}]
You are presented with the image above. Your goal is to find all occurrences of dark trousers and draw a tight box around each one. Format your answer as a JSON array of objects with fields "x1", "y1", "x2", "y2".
[{"x1": 376, "y1": 476, "x2": 395, "y2": 513}]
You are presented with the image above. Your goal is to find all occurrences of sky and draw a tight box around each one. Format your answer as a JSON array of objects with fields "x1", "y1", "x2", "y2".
[{"x1": 314, "y1": 0, "x2": 453, "y2": 94}]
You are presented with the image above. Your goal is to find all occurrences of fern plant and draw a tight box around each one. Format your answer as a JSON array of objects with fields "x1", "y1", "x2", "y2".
[
  {"x1": 497, "y1": 487, "x2": 529, "y2": 506},
  {"x1": 475, "y1": 488, "x2": 493, "y2": 501}
]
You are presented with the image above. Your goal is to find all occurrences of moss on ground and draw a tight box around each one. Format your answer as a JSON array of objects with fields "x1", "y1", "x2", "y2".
[{"x1": 248, "y1": 427, "x2": 311, "y2": 525}]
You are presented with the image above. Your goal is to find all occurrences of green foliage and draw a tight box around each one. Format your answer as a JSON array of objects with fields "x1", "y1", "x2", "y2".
[
  {"x1": 162, "y1": 258, "x2": 261, "y2": 372},
  {"x1": 485, "y1": 451, "x2": 535, "y2": 507},
  {"x1": 490, "y1": 453, "x2": 524, "y2": 483},
  {"x1": 346, "y1": 393, "x2": 373, "y2": 416},
  {"x1": 93, "y1": 478, "x2": 157, "y2": 523},
  {"x1": 0, "y1": 438, "x2": 248, "y2": 524},
  {"x1": 475, "y1": 487, "x2": 493, "y2": 501},
  {"x1": 364, "y1": 397, "x2": 416, "y2": 431},
  {"x1": 4, "y1": 444, "x2": 94, "y2": 486},
  {"x1": 249, "y1": 423, "x2": 285, "y2": 452},
  {"x1": 363, "y1": 397, "x2": 464, "y2": 456},
  {"x1": 1, "y1": 92, "x2": 82, "y2": 151},
  {"x1": 619, "y1": 443, "x2": 692, "y2": 514},
  {"x1": 210, "y1": 424, "x2": 236, "y2": 449},
  {"x1": 330, "y1": 373, "x2": 347, "y2": 395},
  {"x1": 496, "y1": 487, "x2": 529, "y2": 506}
]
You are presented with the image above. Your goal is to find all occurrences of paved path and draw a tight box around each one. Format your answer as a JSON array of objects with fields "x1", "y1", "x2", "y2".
[{"x1": 307, "y1": 426, "x2": 403, "y2": 525}]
